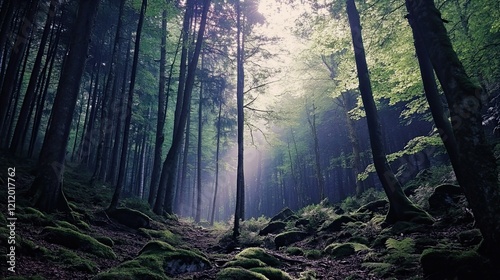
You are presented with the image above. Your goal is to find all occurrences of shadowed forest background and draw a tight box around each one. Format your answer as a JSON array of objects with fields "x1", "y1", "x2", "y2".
[{"x1": 1, "y1": 0, "x2": 500, "y2": 279}]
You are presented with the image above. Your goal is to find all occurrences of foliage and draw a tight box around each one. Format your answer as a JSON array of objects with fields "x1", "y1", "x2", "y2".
[
  {"x1": 340, "y1": 188, "x2": 386, "y2": 212},
  {"x1": 236, "y1": 247, "x2": 281, "y2": 267}
]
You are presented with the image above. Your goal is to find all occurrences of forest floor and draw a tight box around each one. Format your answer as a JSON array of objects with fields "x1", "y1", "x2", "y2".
[{"x1": 1, "y1": 154, "x2": 499, "y2": 280}]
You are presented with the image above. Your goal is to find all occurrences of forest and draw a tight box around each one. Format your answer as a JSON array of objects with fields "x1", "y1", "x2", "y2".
[{"x1": 0, "y1": 0, "x2": 499, "y2": 279}]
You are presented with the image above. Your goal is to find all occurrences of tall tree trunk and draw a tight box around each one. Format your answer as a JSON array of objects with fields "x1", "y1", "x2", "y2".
[
  {"x1": 154, "y1": 0, "x2": 210, "y2": 215},
  {"x1": 195, "y1": 68, "x2": 204, "y2": 223},
  {"x1": 307, "y1": 102, "x2": 325, "y2": 201},
  {"x1": 233, "y1": 0, "x2": 245, "y2": 238},
  {"x1": 149, "y1": 8, "x2": 168, "y2": 206},
  {"x1": 108, "y1": 0, "x2": 147, "y2": 211},
  {"x1": 210, "y1": 100, "x2": 223, "y2": 225},
  {"x1": 346, "y1": 0, "x2": 431, "y2": 223},
  {"x1": 406, "y1": 0, "x2": 500, "y2": 258},
  {"x1": 29, "y1": 0, "x2": 99, "y2": 213}
]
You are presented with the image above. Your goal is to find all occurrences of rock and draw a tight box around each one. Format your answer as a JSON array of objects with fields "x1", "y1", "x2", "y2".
[
  {"x1": 320, "y1": 215, "x2": 356, "y2": 232},
  {"x1": 420, "y1": 248, "x2": 490, "y2": 280},
  {"x1": 217, "y1": 267, "x2": 269, "y2": 280},
  {"x1": 236, "y1": 247, "x2": 281, "y2": 266},
  {"x1": 355, "y1": 199, "x2": 388, "y2": 214},
  {"x1": 294, "y1": 218, "x2": 309, "y2": 227},
  {"x1": 274, "y1": 231, "x2": 308, "y2": 248},
  {"x1": 333, "y1": 205, "x2": 345, "y2": 215},
  {"x1": 224, "y1": 258, "x2": 268, "y2": 269},
  {"x1": 428, "y1": 184, "x2": 463, "y2": 211},
  {"x1": 270, "y1": 208, "x2": 295, "y2": 222},
  {"x1": 457, "y1": 229, "x2": 482, "y2": 246},
  {"x1": 259, "y1": 221, "x2": 286, "y2": 236},
  {"x1": 41, "y1": 226, "x2": 116, "y2": 259},
  {"x1": 324, "y1": 242, "x2": 370, "y2": 259},
  {"x1": 250, "y1": 267, "x2": 293, "y2": 280},
  {"x1": 107, "y1": 207, "x2": 151, "y2": 229}
]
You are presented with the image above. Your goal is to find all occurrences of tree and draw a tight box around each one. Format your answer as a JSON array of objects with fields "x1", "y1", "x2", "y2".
[
  {"x1": 154, "y1": 0, "x2": 211, "y2": 215},
  {"x1": 406, "y1": 0, "x2": 500, "y2": 258},
  {"x1": 233, "y1": 0, "x2": 245, "y2": 238},
  {"x1": 29, "y1": 0, "x2": 100, "y2": 212},
  {"x1": 108, "y1": 0, "x2": 148, "y2": 211},
  {"x1": 346, "y1": 0, "x2": 431, "y2": 223}
]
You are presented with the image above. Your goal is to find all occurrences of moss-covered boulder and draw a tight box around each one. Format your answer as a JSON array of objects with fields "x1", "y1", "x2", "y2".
[
  {"x1": 236, "y1": 247, "x2": 281, "y2": 267},
  {"x1": 217, "y1": 267, "x2": 269, "y2": 280},
  {"x1": 139, "y1": 228, "x2": 181, "y2": 245},
  {"x1": 94, "y1": 236, "x2": 114, "y2": 247},
  {"x1": 97, "y1": 240, "x2": 211, "y2": 279},
  {"x1": 274, "y1": 231, "x2": 308, "y2": 248},
  {"x1": 324, "y1": 242, "x2": 370, "y2": 259},
  {"x1": 250, "y1": 267, "x2": 293, "y2": 280},
  {"x1": 270, "y1": 208, "x2": 295, "y2": 222},
  {"x1": 457, "y1": 229, "x2": 482, "y2": 246},
  {"x1": 41, "y1": 226, "x2": 116, "y2": 259},
  {"x1": 420, "y1": 248, "x2": 491, "y2": 279},
  {"x1": 140, "y1": 240, "x2": 211, "y2": 275},
  {"x1": 320, "y1": 215, "x2": 356, "y2": 232},
  {"x1": 259, "y1": 221, "x2": 286, "y2": 236},
  {"x1": 224, "y1": 257, "x2": 268, "y2": 269},
  {"x1": 428, "y1": 184, "x2": 463, "y2": 210},
  {"x1": 48, "y1": 248, "x2": 97, "y2": 273},
  {"x1": 107, "y1": 208, "x2": 151, "y2": 229},
  {"x1": 355, "y1": 199, "x2": 388, "y2": 214}
]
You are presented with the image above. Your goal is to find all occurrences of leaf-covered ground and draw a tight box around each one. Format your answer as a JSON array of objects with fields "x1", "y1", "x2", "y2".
[{"x1": 1, "y1": 155, "x2": 499, "y2": 280}]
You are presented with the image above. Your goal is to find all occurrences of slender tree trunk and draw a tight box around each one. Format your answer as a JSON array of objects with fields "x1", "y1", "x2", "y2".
[
  {"x1": 346, "y1": 0, "x2": 430, "y2": 223},
  {"x1": 108, "y1": 0, "x2": 147, "y2": 211},
  {"x1": 233, "y1": 0, "x2": 245, "y2": 238},
  {"x1": 406, "y1": 0, "x2": 500, "y2": 258},
  {"x1": 195, "y1": 69, "x2": 204, "y2": 223},
  {"x1": 307, "y1": 103, "x2": 325, "y2": 201},
  {"x1": 149, "y1": 8, "x2": 168, "y2": 206},
  {"x1": 29, "y1": 0, "x2": 99, "y2": 213},
  {"x1": 210, "y1": 100, "x2": 223, "y2": 225},
  {"x1": 154, "y1": 0, "x2": 210, "y2": 215}
]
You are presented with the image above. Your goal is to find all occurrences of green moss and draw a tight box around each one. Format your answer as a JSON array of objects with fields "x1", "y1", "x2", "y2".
[
  {"x1": 217, "y1": 267, "x2": 269, "y2": 280},
  {"x1": 18, "y1": 238, "x2": 49, "y2": 256},
  {"x1": 285, "y1": 246, "x2": 303, "y2": 256},
  {"x1": 49, "y1": 248, "x2": 97, "y2": 273},
  {"x1": 95, "y1": 254, "x2": 167, "y2": 280},
  {"x1": 324, "y1": 242, "x2": 370, "y2": 258},
  {"x1": 55, "y1": 220, "x2": 80, "y2": 232},
  {"x1": 17, "y1": 207, "x2": 51, "y2": 225},
  {"x1": 139, "y1": 240, "x2": 176, "y2": 255},
  {"x1": 420, "y1": 248, "x2": 489, "y2": 279},
  {"x1": 41, "y1": 226, "x2": 116, "y2": 259},
  {"x1": 274, "y1": 231, "x2": 308, "y2": 248},
  {"x1": 236, "y1": 247, "x2": 281, "y2": 267},
  {"x1": 77, "y1": 220, "x2": 91, "y2": 231},
  {"x1": 95, "y1": 236, "x2": 114, "y2": 247},
  {"x1": 304, "y1": 249, "x2": 322, "y2": 260},
  {"x1": 224, "y1": 257, "x2": 268, "y2": 269},
  {"x1": 139, "y1": 228, "x2": 181, "y2": 245},
  {"x1": 250, "y1": 267, "x2": 293, "y2": 280},
  {"x1": 107, "y1": 207, "x2": 151, "y2": 229}
]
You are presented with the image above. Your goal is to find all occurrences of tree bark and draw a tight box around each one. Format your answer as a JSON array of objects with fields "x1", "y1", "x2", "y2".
[
  {"x1": 406, "y1": 0, "x2": 500, "y2": 258},
  {"x1": 346, "y1": 0, "x2": 431, "y2": 223},
  {"x1": 210, "y1": 100, "x2": 223, "y2": 225},
  {"x1": 108, "y1": 0, "x2": 147, "y2": 211},
  {"x1": 30, "y1": 0, "x2": 99, "y2": 213}
]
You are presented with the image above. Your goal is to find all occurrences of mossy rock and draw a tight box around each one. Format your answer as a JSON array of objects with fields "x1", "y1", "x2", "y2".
[
  {"x1": 324, "y1": 242, "x2": 370, "y2": 259},
  {"x1": 139, "y1": 228, "x2": 181, "y2": 245},
  {"x1": 55, "y1": 220, "x2": 80, "y2": 232},
  {"x1": 17, "y1": 207, "x2": 51, "y2": 226},
  {"x1": 217, "y1": 267, "x2": 269, "y2": 280},
  {"x1": 285, "y1": 246, "x2": 304, "y2": 256},
  {"x1": 48, "y1": 248, "x2": 97, "y2": 273},
  {"x1": 356, "y1": 199, "x2": 388, "y2": 214},
  {"x1": 140, "y1": 240, "x2": 211, "y2": 275},
  {"x1": 236, "y1": 247, "x2": 281, "y2": 267},
  {"x1": 385, "y1": 221, "x2": 428, "y2": 235},
  {"x1": 420, "y1": 248, "x2": 491, "y2": 279},
  {"x1": 270, "y1": 208, "x2": 295, "y2": 222},
  {"x1": 320, "y1": 215, "x2": 356, "y2": 232},
  {"x1": 304, "y1": 249, "x2": 322, "y2": 260},
  {"x1": 428, "y1": 184, "x2": 463, "y2": 211},
  {"x1": 224, "y1": 257, "x2": 268, "y2": 269},
  {"x1": 107, "y1": 207, "x2": 151, "y2": 229},
  {"x1": 250, "y1": 267, "x2": 293, "y2": 280},
  {"x1": 274, "y1": 231, "x2": 308, "y2": 248},
  {"x1": 95, "y1": 236, "x2": 115, "y2": 247},
  {"x1": 457, "y1": 229, "x2": 482, "y2": 246},
  {"x1": 41, "y1": 226, "x2": 116, "y2": 259},
  {"x1": 95, "y1": 254, "x2": 167, "y2": 280},
  {"x1": 294, "y1": 218, "x2": 310, "y2": 227},
  {"x1": 259, "y1": 221, "x2": 287, "y2": 236},
  {"x1": 18, "y1": 238, "x2": 50, "y2": 257}
]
